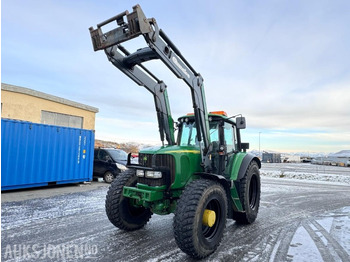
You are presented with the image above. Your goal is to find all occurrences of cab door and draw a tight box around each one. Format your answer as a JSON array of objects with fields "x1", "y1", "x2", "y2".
[{"x1": 221, "y1": 121, "x2": 237, "y2": 177}]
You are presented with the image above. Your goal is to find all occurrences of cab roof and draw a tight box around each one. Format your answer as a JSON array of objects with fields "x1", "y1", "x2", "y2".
[{"x1": 178, "y1": 111, "x2": 229, "y2": 120}]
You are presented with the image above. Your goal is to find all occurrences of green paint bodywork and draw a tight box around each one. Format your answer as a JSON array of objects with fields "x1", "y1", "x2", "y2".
[
  {"x1": 224, "y1": 152, "x2": 247, "y2": 211},
  {"x1": 122, "y1": 143, "x2": 248, "y2": 214},
  {"x1": 138, "y1": 145, "x2": 202, "y2": 189},
  {"x1": 224, "y1": 152, "x2": 246, "y2": 181},
  {"x1": 123, "y1": 145, "x2": 202, "y2": 214},
  {"x1": 230, "y1": 183, "x2": 243, "y2": 211}
]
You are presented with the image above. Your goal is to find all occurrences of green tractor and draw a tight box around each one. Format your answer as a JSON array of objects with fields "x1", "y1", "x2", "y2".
[{"x1": 89, "y1": 5, "x2": 261, "y2": 258}]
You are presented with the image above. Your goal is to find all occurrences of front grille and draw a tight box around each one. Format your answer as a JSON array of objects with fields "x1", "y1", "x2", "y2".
[{"x1": 138, "y1": 153, "x2": 175, "y2": 187}]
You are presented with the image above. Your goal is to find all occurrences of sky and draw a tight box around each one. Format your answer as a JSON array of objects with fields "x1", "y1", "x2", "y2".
[{"x1": 1, "y1": 0, "x2": 350, "y2": 153}]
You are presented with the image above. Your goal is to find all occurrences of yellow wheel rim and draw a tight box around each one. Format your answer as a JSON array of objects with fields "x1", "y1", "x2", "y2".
[{"x1": 202, "y1": 209, "x2": 216, "y2": 227}]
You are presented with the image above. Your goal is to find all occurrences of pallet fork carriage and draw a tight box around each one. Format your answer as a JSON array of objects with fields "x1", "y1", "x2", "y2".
[{"x1": 89, "y1": 4, "x2": 261, "y2": 258}]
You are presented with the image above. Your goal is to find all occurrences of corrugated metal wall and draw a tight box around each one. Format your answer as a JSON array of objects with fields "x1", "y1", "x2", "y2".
[{"x1": 1, "y1": 119, "x2": 95, "y2": 190}]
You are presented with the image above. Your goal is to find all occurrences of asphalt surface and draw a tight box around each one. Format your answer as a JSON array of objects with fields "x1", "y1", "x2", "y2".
[{"x1": 2, "y1": 177, "x2": 350, "y2": 261}]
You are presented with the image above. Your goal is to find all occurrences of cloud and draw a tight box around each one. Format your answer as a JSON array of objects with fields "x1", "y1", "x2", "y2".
[{"x1": 2, "y1": 0, "x2": 349, "y2": 153}]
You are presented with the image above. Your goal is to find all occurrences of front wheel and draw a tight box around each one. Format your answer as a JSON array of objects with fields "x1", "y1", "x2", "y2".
[
  {"x1": 105, "y1": 169, "x2": 152, "y2": 231},
  {"x1": 174, "y1": 179, "x2": 227, "y2": 259},
  {"x1": 233, "y1": 161, "x2": 261, "y2": 224}
]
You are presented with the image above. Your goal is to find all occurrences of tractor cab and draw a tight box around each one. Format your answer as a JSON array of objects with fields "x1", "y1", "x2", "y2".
[{"x1": 177, "y1": 111, "x2": 248, "y2": 177}]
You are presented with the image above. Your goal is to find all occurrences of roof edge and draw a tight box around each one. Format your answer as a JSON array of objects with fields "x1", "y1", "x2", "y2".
[{"x1": 1, "y1": 83, "x2": 99, "y2": 113}]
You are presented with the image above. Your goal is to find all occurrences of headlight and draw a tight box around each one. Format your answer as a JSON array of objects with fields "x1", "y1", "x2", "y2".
[
  {"x1": 145, "y1": 171, "x2": 162, "y2": 179},
  {"x1": 136, "y1": 170, "x2": 145, "y2": 177},
  {"x1": 116, "y1": 163, "x2": 127, "y2": 171}
]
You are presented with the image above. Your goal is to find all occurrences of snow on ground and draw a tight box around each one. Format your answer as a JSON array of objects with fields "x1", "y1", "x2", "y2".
[
  {"x1": 260, "y1": 163, "x2": 350, "y2": 185},
  {"x1": 2, "y1": 163, "x2": 349, "y2": 261},
  {"x1": 286, "y1": 206, "x2": 350, "y2": 262},
  {"x1": 261, "y1": 164, "x2": 350, "y2": 261}
]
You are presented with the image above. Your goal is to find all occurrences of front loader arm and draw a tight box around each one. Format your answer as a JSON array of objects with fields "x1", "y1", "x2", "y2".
[
  {"x1": 104, "y1": 45, "x2": 175, "y2": 146},
  {"x1": 89, "y1": 5, "x2": 175, "y2": 145},
  {"x1": 89, "y1": 5, "x2": 211, "y2": 169}
]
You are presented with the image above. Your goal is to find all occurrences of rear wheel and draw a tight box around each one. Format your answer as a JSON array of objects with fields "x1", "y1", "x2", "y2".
[
  {"x1": 233, "y1": 161, "x2": 261, "y2": 224},
  {"x1": 105, "y1": 169, "x2": 152, "y2": 231},
  {"x1": 174, "y1": 179, "x2": 227, "y2": 259}
]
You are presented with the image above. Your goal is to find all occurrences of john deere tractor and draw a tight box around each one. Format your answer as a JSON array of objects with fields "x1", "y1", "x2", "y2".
[{"x1": 89, "y1": 5, "x2": 261, "y2": 258}]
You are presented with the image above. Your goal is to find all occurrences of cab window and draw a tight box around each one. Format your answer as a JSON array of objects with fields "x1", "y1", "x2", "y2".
[
  {"x1": 180, "y1": 122, "x2": 197, "y2": 146},
  {"x1": 179, "y1": 121, "x2": 219, "y2": 146},
  {"x1": 209, "y1": 122, "x2": 219, "y2": 142},
  {"x1": 224, "y1": 122, "x2": 236, "y2": 152}
]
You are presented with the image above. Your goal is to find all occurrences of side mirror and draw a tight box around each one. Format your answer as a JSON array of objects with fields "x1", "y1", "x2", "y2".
[
  {"x1": 236, "y1": 117, "x2": 246, "y2": 129},
  {"x1": 241, "y1": 143, "x2": 249, "y2": 152}
]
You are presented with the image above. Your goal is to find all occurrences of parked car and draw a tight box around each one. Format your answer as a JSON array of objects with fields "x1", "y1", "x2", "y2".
[{"x1": 93, "y1": 148, "x2": 128, "y2": 183}]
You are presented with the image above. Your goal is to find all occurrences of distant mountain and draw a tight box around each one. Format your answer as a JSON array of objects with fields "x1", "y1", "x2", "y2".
[{"x1": 329, "y1": 150, "x2": 350, "y2": 158}]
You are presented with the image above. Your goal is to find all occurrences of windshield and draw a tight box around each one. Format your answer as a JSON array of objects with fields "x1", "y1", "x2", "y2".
[
  {"x1": 179, "y1": 122, "x2": 219, "y2": 146},
  {"x1": 105, "y1": 149, "x2": 128, "y2": 161}
]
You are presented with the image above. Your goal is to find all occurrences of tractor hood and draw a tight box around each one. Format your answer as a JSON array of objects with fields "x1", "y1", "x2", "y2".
[
  {"x1": 137, "y1": 144, "x2": 203, "y2": 190},
  {"x1": 139, "y1": 145, "x2": 200, "y2": 156}
]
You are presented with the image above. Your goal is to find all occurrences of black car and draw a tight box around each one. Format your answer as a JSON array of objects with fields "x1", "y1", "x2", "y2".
[{"x1": 93, "y1": 148, "x2": 128, "y2": 183}]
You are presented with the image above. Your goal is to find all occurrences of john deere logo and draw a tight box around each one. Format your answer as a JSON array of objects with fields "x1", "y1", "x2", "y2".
[{"x1": 143, "y1": 156, "x2": 148, "y2": 162}]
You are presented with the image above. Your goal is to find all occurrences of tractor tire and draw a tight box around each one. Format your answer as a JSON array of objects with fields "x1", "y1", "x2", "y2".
[
  {"x1": 233, "y1": 161, "x2": 261, "y2": 224},
  {"x1": 105, "y1": 169, "x2": 152, "y2": 231},
  {"x1": 174, "y1": 179, "x2": 227, "y2": 259}
]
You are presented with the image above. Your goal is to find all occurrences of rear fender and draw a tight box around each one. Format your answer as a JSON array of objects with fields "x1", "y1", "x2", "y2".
[
  {"x1": 237, "y1": 154, "x2": 261, "y2": 181},
  {"x1": 224, "y1": 153, "x2": 261, "y2": 215}
]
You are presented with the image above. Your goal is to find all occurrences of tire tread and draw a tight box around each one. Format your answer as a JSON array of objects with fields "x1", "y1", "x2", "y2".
[
  {"x1": 174, "y1": 179, "x2": 226, "y2": 258},
  {"x1": 105, "y1": 170, "x2": 152, "y2": 231}
]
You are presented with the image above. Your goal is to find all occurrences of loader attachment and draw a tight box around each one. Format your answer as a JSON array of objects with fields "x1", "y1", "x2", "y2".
[
  {"x1": 89, "y1": 5, "x2": 152, "y2": 51},
  {"x1": 89, "y1": 4, "x2": 211, "y2": 169}
]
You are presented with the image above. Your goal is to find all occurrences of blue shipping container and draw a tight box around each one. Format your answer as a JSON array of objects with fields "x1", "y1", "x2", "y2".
[{"x1": 1, "y1": 119, "x2": 95, "y2": 190}]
